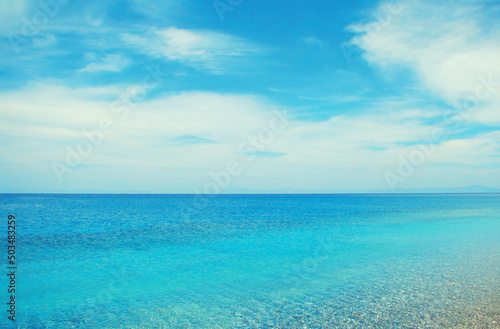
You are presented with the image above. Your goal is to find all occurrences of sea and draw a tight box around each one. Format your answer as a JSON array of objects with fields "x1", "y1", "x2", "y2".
[{"x1": 1, "y1": 194, "x2": 499, "y2": 328}]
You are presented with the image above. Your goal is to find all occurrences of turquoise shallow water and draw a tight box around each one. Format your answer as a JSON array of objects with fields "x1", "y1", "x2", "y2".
[{"x1": 1, "y1": 194, "x2": 499, "y2": 328}]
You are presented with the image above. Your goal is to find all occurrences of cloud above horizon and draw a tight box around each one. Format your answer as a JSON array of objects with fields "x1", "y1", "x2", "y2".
[
  {"x1": 347, "y1": 0, "x2": 500, "y2": 124},
  {"x1": 0, "y1": 0, "x2": 499, "y2": 193},
  {"x1": 121, "y1": 27, "x2": 268, "y2": 74},
  {"x1": 79, "y1": 54, "x2": 131, "y2": 73}
]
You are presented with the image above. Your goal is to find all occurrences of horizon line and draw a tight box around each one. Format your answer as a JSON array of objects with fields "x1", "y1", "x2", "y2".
[{"x1": 1, "y1": 192, "x2": 499, "y2": 196}]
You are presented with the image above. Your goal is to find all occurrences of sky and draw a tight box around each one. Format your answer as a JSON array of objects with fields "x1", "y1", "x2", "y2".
[{"x1": 0, "y1": 0, "x2": 500, "y2": 193}]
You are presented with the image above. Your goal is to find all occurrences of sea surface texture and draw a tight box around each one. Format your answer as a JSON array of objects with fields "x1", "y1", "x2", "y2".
[{"x1": 1, "y1": 194, "x2": 499, "y2": 328}]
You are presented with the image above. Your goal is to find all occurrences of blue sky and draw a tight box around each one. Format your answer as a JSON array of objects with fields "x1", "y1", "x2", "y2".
[{"x1": 1, "y1": 0, "x2": 500, "y2": 193}]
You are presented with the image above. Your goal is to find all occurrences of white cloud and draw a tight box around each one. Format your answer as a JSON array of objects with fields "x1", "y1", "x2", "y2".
[
  {"x1": 431, "y1": 131, "x2": 500, "y2": 166},
  {"x1": 269, "y1": 106, "x2": 438, "y2": 170},
  {"x1": 347, "y1": 0, "x2": 500, "y2": 125},
  {"x1": 0, "y1": 84, "x2": 278, "y2": 170},
  {"x1": 121, "y1": 27, "x2": 267, "y2": 74},
  {"x1": 1, "y1": 82, "x2": 498, "y2": 192},
  {"x1": 79, "y1": 54, "x2": 131, "y2": 73}
]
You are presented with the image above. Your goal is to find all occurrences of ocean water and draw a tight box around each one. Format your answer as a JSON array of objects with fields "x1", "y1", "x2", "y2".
[{"x1": 1, "y1": 194, "x2": 499, "y2": 328}]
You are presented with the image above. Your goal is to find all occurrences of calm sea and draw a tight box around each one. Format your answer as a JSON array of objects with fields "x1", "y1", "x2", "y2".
[{"x1": 1, "y1": 194, "x2": 499, "y2": 328}]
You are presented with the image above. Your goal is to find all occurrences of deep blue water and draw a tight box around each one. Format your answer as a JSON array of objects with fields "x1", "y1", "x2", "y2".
[{"x1": 1, "y1": 194, "x2": 499, "y2": 328}]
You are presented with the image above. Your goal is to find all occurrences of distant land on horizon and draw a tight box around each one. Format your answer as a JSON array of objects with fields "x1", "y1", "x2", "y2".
[
  {"x1": 224, "y1": 185, "x2": 500, "y2": 194},
  {"x1": 385, "y1": 185, "x2": 500, "y2": 194}
]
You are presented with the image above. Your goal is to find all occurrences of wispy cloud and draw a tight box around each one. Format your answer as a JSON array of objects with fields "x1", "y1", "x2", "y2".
[
  {"x1": 79, "y1": 54, "x2": 131, "y2": 73},
  {"x1": 121, "y1": 27, "x2": 268, "y2": 74},
  {"x1": 302, "y1": 35, "x2": 323, "y2": 47},
  {"x1": 1, "y1": 81, "x2": 499, "y2": 192},
  {"x1": 431, "y1": 131, "x2": 500, "y2": 166},
  {"x1": 347, "y1": 0, "x2": 500, "y2": 125},
  {"x1": 2, "y1": 0, "x2": 500, "y2": 192},
  {"x1": 32, "y1": 34, "x2": 57, "y2": 48},
  {"x1": 298, "y1": 94, "x2": 361, "y2": 103}
]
